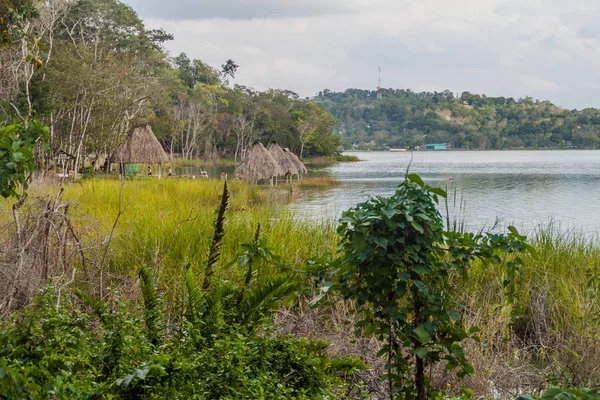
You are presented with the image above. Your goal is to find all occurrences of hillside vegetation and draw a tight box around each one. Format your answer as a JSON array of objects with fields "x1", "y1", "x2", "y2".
[{"x1": 313, "y1": 89, "x2": 600, "y2": 150}]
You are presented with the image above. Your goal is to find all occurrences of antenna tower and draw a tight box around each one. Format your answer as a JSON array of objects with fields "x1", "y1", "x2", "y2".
[{"x1": 377, "y1": 67, "x2": 382, "y2": 100}]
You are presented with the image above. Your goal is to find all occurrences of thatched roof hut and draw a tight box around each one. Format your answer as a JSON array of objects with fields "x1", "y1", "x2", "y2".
[
  {"x1": 267, "y1": 142, "x2": 298, "y2": 176},
  {"x1": 284, "y1": 148, "x2": 307, "y2": 174},
  {"x1": 115, "y1": 124, "x2": 169, "y2": 164},
  {"x1": 233, "y1": 142, "x2": 283, "y2": 183}
]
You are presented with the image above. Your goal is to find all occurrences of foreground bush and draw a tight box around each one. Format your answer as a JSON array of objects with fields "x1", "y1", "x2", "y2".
[
  {"x1": 311, "y1": 174, "x2": 530, "y2": 399},
  {"x1": 0, "y1": 284, "x2": 366, "y2": 399},
  {"x1": 0, "y1": 182, "x2": 365, "y2": 399}
]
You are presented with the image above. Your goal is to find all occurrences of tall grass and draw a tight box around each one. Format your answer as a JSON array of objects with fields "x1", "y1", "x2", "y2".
[
  {"x1": 305, "y1": 154, "x2": 360, "y2": 165},
  {"x1": 169, "y1": 157, "x2": 238, "y2": 167},
  {"x1": 3, "y1": 176, "x2": 600, "y2": 397},
  {"x1": 335, "y1": 154, "x2": 361, "y2": 162},
  {"x1": 455, "y1": 226, "x2": 600, "y2": 396},
  {"x1": 59, "y1": 178, "x2": 337, "y2": 293},
  {"x1": 298, "y1": 176, "x2": 340, "y2": 189}
]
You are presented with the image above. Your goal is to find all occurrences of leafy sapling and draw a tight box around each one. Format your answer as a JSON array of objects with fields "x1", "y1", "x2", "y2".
[{"x1": 315, "y1": 173, "x2": 531, "y2": 399}]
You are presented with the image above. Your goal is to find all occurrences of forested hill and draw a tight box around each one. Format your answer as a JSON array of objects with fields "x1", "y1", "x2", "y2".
[{"x1": 312, "y1": 89, "x2": 600, "y2": 150}]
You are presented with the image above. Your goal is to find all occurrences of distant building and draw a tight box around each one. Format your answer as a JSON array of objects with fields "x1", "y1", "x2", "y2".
[{"x1": 426, "y1": 143, "x2": 448, "y2": 150}]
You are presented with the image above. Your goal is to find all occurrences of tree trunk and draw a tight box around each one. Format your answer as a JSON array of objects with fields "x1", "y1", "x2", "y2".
[
  {"x1": 4, "y1": 198, "x2": 26, "y2": 314},
  {"x1": 415, "y1": 354, "x2": 425, "y2": 400},
  {"x1": 414, "y1": 298, "x2": 426, "y2": 400}
]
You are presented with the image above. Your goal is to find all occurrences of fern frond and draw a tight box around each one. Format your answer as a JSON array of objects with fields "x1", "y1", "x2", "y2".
[
  {"x1": 203, "y1": 181, "x2": 229, "y2": 289},
  {"x1": 244, "y1": 223, "x2": 261, "y2": 287},
  {"x1": 326, "y1": 356, "x2": 369, "y2": 374},
  {"x1": 238, "y1": 276, "x2": 299, "y2": 327},
  {"x1": 184, "y1": 271, "x2": 206, "y2": 329},
  {"x1": 139, "y1": 266, "x2": 164, "y2": 346},
  {"x1": 74, "y1": 288, "x2": 109, "y2": 325},
  {"x1": 253, "y1": 222, "x2": 261, "y2": 242},
  {"x1": 75, "y1": 288, "x2": 124, "y2": 376},
  {"x1": 201, "y1": 286, "x2": 226, "y2": 337}
]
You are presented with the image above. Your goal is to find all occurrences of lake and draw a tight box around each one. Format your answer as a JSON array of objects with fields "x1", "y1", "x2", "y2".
[{"x1": 290, "y1": 150, "x2": 600, "y2": 237}]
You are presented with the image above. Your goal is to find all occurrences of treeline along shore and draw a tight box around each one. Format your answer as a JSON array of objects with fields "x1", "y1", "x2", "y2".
[{"x1": 1, "y1": 0, "x2": 340, "y2": 173}]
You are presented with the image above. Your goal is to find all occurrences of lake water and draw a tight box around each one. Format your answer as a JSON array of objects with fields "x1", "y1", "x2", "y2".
[{"x1": 290, "y1": 151, "x2": 600, "y2": 237}]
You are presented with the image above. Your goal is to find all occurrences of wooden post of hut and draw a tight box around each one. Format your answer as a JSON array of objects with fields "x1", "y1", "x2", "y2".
[
  {"x1": 284, "y1": 148, "x2": 307, "y2": 182},
  {"x1": 54, "y1": 150, "x2": 76, "y2": 180}
]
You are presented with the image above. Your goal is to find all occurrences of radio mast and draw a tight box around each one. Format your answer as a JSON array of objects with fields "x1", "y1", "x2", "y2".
[{"x1": 377, "y1": 67, "x2": 383, "y2": 100}]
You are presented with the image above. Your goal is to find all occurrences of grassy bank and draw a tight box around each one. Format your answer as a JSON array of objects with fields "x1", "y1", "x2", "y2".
[
  {"x1": 294, "y1": 225, "x2": 600, "y2": 398},
  {"x1": 1, "y1": 177, "x2": 599, "y2": 398},
  {"x1": 305, "y1": 154, "x2": 361, "y2": 164},
  {"x1": 455, "y1": 228, "x2": 600, "y2": 396},
  {"x1": 169, "y1": 157, "x2": 239, "y2": 167},
  {"x1": 58, "y1": 178, "x2": 337, "y2": 294}
]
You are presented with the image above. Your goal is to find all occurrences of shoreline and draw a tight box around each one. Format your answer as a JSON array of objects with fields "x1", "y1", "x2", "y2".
[{"x1": 342, "y1": 147, "x2": 593, "y2": 153}]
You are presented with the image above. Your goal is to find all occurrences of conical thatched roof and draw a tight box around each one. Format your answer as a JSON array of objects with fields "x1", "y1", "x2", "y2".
[
  {"x1": 284, "y1": 148, "x2": 307, "y2": 174},
  {"x1": 267, "y1": 142, "x2": 298, "y2": 176},
  {"x1": 115, "y1": 124, "x2": 169, "y2": 164},
  {"x1": 233, "y1": 142, "x2": 284, "y2": 182}
]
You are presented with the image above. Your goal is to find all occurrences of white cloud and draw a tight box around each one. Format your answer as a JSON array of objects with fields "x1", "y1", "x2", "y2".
[{"x1": 128, "y1": 0, "x2": 600, "y2": 108}]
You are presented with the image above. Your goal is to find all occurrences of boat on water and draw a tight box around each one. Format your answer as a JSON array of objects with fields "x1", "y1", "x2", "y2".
[{"x1": 389, "y1": 148, "x2": 407, "y2": 152}]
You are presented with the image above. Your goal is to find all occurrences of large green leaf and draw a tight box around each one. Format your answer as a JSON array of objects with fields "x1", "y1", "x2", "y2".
[
  {"x1": 413, "y1": 325, "x2": 431, "y2": 343},
  {"x1": 407, "y1": 173, "x2": 424, "y2": 187},
  {"x1": 414, "y1": 347, "x2": 428, "y2": 359}
]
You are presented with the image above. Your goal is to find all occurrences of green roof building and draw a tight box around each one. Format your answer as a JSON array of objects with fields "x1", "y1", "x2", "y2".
[{"x1": 426, "y1": 143, "x2": 448, "y2": 150}]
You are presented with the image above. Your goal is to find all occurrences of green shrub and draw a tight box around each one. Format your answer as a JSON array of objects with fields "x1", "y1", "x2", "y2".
[
  {"x1": 0, "y1": 272, "x2": 359, "y2": 399},
  {"x1": 312, "y1": 174, "x2": 531, "y2": 399},
  {"x1": 0, "y1": 182, "x2": 365, "y2": 399},
  {"x1": 519, "y1": 387, "x2": 600, "y2": 400}
]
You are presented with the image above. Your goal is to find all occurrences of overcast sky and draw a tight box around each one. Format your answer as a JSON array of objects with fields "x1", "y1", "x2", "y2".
[{"x1": 124, "y1": 0, "x2": 600, "y2": 109}]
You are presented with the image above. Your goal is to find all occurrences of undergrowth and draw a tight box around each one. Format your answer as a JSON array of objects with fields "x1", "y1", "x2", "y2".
[
  {"x1": 1, "y1": 176, "x2": 599, "y2": 398},
  {"x1": 0, "y1": 182, "x2": 365, "y2": 399}
]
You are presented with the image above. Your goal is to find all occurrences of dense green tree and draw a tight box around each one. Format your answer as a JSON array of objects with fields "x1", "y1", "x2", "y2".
[
  {"x1": 221, "y1": 58, "x2": 238, "y2": 81},
  {"x1": 0, "y1": 0, "x2": 340, "y2": 165},
  {"x1": 0, "y1": 0, "x2": 39, "y2": 48}
]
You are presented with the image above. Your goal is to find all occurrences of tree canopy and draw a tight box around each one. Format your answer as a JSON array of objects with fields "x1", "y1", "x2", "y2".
[{"x1": 0, "y1": 0, "x2": 340, "y2": 169}]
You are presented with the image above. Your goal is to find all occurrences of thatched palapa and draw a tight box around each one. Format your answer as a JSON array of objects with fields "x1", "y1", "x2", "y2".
[
  {"x1": 284, "y1": 148, "x2": 307, "y2": 174},
  {"x1": 115, "y1": 124, "x2": 169, "y2": 164},
  {"x1": 233, "y1": 142, "x2": 283, "y2": 183},
  {"x1": 267, "y1": 142, "x2": 298, "y2": 176}
]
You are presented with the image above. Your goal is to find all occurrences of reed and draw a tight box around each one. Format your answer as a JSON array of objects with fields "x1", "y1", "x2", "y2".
[
  {"x1": 56, "y1": 178, "x2": 338, "y2": 293},
  {"x1": 335, "y1": 154, "x2": 361, "y2": 162},
  {"x1": 304, "y1": 154, "x2": 360, "y2": 165},
  {"x1": 298, "y1": 176, "x2": 341, "y2": 189}
]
